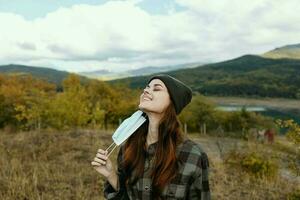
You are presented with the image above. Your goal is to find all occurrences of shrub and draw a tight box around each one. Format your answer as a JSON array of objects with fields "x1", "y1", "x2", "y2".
[
  {"x1": 287, "y1": 189, "x2": 300, "y2": 200},
  {"x1": 225, "y1": 150, "x2": 278, "y2": 178},
  {"x1": 241, "y1": 152, "x2": 278, "y2": 178}
]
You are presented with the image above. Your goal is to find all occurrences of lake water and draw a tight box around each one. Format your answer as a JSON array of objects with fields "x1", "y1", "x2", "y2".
[{"x1": 216, "y1": 104, "x2": 300, "y2": 125}]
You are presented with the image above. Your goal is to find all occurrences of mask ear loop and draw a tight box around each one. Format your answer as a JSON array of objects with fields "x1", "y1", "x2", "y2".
[{"x1": 105, "y1": 142, "x2": 118, "y2": 157}]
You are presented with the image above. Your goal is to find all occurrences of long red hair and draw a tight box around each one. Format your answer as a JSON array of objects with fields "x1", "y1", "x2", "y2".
[{"x1": 122, "y1": 102, "x2": 184, "y2": 198}]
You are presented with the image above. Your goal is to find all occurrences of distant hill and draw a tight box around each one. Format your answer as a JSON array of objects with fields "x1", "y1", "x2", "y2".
[
  {"x1": 3, "y1": 43, "x2": 300, "y2": 99},
  {"x1": 0, "y1": 64, "x2": 88, "y2": 87},
  {"x1": 108, "y1": 55, "x2": 300, "y2": 99},
  {"x1": 78, "y1": 62, "x2": 204, "y2": 80},
  {"x1": 262, "y1": 43, "x2": 300, "y2": 59},
  {"x1": 78, "y1": 69, "x2": 126, "y2": 81},
  {"x1": 79, "y1": 69, "x2": 112, "y2": 80}
]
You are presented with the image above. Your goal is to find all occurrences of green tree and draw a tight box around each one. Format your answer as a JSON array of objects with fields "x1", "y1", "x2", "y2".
[
  {"x1": 48, "y1": 74, "x2": 90, "y2": 130},
  {"x1": 180, "y1": 95, "x2": 218, "y2": 132},
  {"x1": 86, "y1": 79, "x2": 138, "y2": 130},
  {"x1": 276, "y1": 119, "x2": 300, "y2": 145}
]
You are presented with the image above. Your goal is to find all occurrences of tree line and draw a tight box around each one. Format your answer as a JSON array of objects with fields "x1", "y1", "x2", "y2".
[
  {"x1": 0, "y1": 73, "x2": 277, "y2": 136},
  {"x1": 0, "y1": 74, "x2": 139, "y2": 131}
]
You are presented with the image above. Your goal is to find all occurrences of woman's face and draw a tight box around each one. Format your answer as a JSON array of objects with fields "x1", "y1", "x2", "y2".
[{"x1": 138, "y1": 79, "x2": 171, "y2": 114}]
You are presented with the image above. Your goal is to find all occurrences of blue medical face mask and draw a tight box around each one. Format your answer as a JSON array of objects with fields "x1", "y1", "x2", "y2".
[{"x1": 105, "y1": 110, "x2": 147, "y2": 157}]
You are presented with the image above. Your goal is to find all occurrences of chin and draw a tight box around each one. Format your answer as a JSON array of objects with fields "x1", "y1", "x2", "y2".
[
  {"x1": 138, "y1": 105, "x2": 149, "y2": 112},
  {"x1": 138, "y1": 104, "x2": 144, "y2": 110}
]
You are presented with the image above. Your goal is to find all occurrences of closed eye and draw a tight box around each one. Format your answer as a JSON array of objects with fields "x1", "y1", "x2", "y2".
[{"x1": 145, "y1": 84, "x2": 163, "y2": 91}]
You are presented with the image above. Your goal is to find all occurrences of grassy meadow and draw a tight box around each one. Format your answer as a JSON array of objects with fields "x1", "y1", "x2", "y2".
[
  {"x1": 0, "y1": 129, "x2": 299, "y2": 200},
  {"x1": 0, "y1": 129, "x2": 113, "y2": 200}
]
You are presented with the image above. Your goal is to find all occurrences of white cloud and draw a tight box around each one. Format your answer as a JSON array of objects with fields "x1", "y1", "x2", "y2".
[
  {"x1": 175, "y1": 0, "x2": 300, "y2": 48},
  {"x1": 0, "y1": 0, "x2": 300, "y2": 72}
]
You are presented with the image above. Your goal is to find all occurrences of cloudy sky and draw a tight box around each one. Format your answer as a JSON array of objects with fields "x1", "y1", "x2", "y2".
[{"x1": 0, "y1": 0, "x2": 299, "y2": 72}]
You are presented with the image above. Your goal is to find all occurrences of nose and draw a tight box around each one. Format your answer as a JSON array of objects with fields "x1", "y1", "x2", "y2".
[
  {"x1": 143, "y1": 87, "x2": 151, "y2": 96},
  {"x1": 143, "y1": 86, "x2": 149, "y2": 92}
]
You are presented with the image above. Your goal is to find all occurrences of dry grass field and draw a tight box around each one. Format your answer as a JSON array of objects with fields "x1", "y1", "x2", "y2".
[{"x1": 0, "y1": 129, "x2": 299, "y2": 200}]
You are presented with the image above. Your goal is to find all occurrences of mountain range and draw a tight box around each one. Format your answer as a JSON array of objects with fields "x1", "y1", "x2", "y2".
[
  {"x1": 1, "y1": 43, "x2": 300, "y2": 98},
  {"x1": 78, "y1": 62, "x2": 204, "y2": 80}
]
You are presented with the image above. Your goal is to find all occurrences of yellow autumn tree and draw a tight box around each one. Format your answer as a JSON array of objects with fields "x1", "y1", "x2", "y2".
[
  {"x1": 85, "y1": 79, "x2": 138, "y2": 130},
  {"x1": 276, "y1": 119, "x2": 300, "y2": 145},
  {"x1": 0, "y1": 74, "x2": 56, "y2": 130},
  {"x1": 48, "y1": 74, "x2": 90, "y2": 130}
]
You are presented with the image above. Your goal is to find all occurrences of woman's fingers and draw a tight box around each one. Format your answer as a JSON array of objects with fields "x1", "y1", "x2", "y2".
[
  {"x1": 91, "y1": 148, "x2": 111, "y2": 168},
  {"x1": 91, "y1": 149, "x2": 109, "y2": 166},
  {"x1": 94, "y1": 157, "x2": 106, "y2": 165},
  {"x1": 96, "y1": 152, "x2": 108, "y2": 160},
  {"x1": 91, "y1": 157, "x2": 106, "y2": 166},
  {"x1": 97, "y1": 149, "x2": 108, "y2": 155},
  {"x1": 91, "y1": 161, "x2": 102, "y2": 166}
]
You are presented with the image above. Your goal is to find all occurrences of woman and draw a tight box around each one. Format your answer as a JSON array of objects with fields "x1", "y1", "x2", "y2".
[{"x1": 91, "y1": 74, "x2": 211, "y2": 199}]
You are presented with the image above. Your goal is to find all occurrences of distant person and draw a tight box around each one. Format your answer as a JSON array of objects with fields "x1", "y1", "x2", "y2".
[
  {"x1": 249, "y1": 128, "x2": 258, "y2": 141},
  {"x1": 264, "y1": 128, "x2": 275, "y2": 144},
  {"x1": 92, "y1": 74, "x2": 211, "y2": 199},
  {"x1": 258, "y1": 129, "x2": 265, "y2": 143}
]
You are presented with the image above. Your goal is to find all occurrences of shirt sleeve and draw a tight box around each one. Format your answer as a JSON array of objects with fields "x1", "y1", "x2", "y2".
[
  {"x1": 188, "y1": 151, "x2": 211, "y2": 200},
  {"x1": 103, "y1": 145, "x2": 129, "y2": 200}
]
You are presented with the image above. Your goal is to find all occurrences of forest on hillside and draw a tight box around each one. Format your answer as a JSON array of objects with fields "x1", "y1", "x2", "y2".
[{"x1": 110, "y1": 55, "x2": 300, "y2": 99}]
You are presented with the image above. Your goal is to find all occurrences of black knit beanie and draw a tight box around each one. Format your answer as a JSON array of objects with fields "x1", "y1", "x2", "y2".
[{"x1": 147, "y1": 74, "x2": 193, "y2": 115}]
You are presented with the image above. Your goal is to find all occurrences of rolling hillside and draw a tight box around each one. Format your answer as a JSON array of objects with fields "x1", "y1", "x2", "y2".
[
  {"x1": 2, "y1": 44, "x2": 300, "y2": 99},
  {"x1": 78, "y1": 62, "x2": 203, "y2": 80},
  {"x1": 108, "y1": 55, "x2": 300, "y2": 99},
  {"x1": 262, "y1": 43, "x2": 300, "y2": 60},
  {"x1": 0, "y1": 64, "x2": 88, "y2": 86}
]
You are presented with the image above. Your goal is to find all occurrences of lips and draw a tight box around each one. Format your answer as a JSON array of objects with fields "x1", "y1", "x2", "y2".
[{"x1": 142, "y1": 95, "x2": 152, "y2": 101}]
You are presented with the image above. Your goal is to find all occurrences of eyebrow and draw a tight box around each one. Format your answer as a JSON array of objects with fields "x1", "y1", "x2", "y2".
[{"x1": 147, "y1": 83, "x2": 163, "y2": 88}]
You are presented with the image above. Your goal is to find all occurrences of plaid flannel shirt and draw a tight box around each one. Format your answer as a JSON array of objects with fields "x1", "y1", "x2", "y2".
[{"x1": 104, "y1": 138, "x2": 211, "y2": 200}]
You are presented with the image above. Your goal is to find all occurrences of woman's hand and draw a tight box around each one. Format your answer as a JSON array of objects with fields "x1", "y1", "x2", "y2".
[{"x1": 91, "y1": 149, "x2": 115, "y2": 179}]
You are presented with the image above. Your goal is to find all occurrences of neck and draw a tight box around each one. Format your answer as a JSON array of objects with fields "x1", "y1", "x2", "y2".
[{"x1": 146, "y1": 113, "x2": 161, "y2": 146}]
